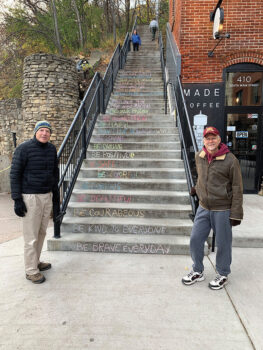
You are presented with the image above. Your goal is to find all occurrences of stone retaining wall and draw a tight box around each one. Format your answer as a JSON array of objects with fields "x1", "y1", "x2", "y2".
[
  {"x1": 0, "y1": 53, "x2": 79, "y2": 192},
  {"x1": 22, "y1": 53, "x2": 79, "y2": 149},
  {"x1": 0, "y1": 99, "x2": 22, "y2": 157}
]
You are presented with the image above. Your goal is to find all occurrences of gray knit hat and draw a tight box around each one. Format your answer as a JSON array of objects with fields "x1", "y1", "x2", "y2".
[{"x1": 34, "y1": 120, "x2": 52, "y2": 134}]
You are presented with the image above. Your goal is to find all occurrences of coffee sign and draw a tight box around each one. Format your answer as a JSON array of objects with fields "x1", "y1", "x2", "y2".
[{"x1": 183, "y1": 83, "x2": 225, "y2": 138}]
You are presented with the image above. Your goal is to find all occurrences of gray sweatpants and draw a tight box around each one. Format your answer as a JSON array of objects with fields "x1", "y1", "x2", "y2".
[{"x1": 190, "y1": 206, "x2": 232, "y2": 276}]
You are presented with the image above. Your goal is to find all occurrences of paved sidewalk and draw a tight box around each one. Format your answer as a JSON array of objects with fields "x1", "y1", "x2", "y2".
[{"x1": 0, "y1": 193, "x2": 263, "y2": 349}]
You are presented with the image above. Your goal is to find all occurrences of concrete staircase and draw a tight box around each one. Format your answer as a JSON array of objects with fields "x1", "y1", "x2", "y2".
[{"x1": 48, "y1": 25, "x2": 203, "y2": 255}]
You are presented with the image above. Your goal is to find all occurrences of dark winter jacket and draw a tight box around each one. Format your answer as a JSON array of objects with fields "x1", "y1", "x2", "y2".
[
  {"x1": 131, "y1": 34, "x2": 141, "y2": 45},
  {"x1": 195, "y1": 150, "x2": 243, "y2": 220},
  {"x1": 10, "y1": 137, "x2": 59, "y2": 200}
]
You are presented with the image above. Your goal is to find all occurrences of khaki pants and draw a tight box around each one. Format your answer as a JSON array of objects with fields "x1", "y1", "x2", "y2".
[{"x1": 22, "y1": 193, "x2": 52, "y2": 275}]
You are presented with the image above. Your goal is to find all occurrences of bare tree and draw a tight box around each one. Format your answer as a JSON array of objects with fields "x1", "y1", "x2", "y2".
[
  {"x1": 125, "y1": 0, "x2": 130, "y2": 32},
  {"x1": 146, "y1": 0, "x2": 150, "y2": 22},
  {"x1": 71, "y1": 0, "x2": 84, "y2": 48},
  {"x1": 110, "y1": 0, "x2": 116, "y2": 44},
  {"x1": 51, "y1": 0, "x2": 62, "y2": 55},
  {"x1": 130, "y1": 0, "x2": 137, "y2": 29}
]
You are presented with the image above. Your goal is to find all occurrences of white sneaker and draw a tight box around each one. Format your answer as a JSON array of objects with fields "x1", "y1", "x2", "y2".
[
  {"x1": 182, "y1": 270, "x2": 205, "y2": 285},
  {"x1": 209, "y1": 274, "x2": 228, "y2": 290}
]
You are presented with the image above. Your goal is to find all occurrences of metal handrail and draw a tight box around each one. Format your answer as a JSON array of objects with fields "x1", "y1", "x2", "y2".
[
  {"x1": 158, "y1": 31, "x2": 168, "y2": 112},
  {"x1": 120, "y1": 33, "x2": 130, "y2": 68},
  {"x1": 158, "y1": 32, "x2": 198, "y2": 215},
  {"x1": 170, "y1": 81, "x2": 198, "y2": 215},
  {"x1": 53, "y1": 17, "x2": 138, "y2": 238}
]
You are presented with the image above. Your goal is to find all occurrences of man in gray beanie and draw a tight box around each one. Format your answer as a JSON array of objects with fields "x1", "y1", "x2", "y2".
[{"x1": 10, "y1": 121, "x2": 59, "y2": 284}]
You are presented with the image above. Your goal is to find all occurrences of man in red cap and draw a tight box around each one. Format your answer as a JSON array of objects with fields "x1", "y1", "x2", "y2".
[{"x1": 182, "y1": 126, "x2": 243, "y2": 290}]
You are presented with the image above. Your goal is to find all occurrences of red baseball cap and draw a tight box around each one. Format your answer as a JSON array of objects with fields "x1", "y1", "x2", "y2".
[{"x1": 203, "y1": 126, "x2": 220, "y2": 137}]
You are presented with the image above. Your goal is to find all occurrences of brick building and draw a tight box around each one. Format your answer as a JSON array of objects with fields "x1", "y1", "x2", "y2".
[{"x1": 166, "y1": 0, "x2": 263, "y2": 193}]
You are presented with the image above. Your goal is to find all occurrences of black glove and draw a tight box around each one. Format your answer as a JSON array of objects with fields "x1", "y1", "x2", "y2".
[
  {"x1": 190, "y1": 187, "x2": 196, "y2": 196},
  {"x1": 14, "y1": 198, "x2": 27, "y2": 217},
  {"x1": 230, "y1": 219, "x2": 241, "y2": 227},
  {"x1": 52, "y1": 189, "x2": 60, "y2": 203},
  {"x1": 52, "y1": 189, "x2": 60, "y2": 222}
]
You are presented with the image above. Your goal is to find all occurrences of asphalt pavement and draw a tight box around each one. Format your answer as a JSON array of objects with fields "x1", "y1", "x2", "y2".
[{"x1": 0, "y1": 192, "x2": 263, "y2": 350}]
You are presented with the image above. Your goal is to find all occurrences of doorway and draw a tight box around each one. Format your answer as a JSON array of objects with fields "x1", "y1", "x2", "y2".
[
  {"x1": 226, "y1": 112, "x2": 262, "y2": 192},
  {"x1": 224, "y1": 64, "x2": 263, "y2": 193}
]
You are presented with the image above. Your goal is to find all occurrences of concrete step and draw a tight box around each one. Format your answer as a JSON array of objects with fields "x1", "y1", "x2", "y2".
[
  {"x1": 117, "y1": 73, "x2": 162, "y2": 78},
  {"x1": 107, "y1": 101, "x2": 165, "y2": 108},
  {"x1": 60, "y1": 216, "x2": 193, "y2": 236},
  {"x1": 83, "y1": 158, "x2": 184, "y2": 168},
  {"x1": 66, "y1": 202, "x2": 192, "y2": 219},
  {"x1": 96, "y1": 121, "x2": 175, "y2": 128},
  {"x1": 90, "y1": 134, "x2": 179, "y2": 142},
  {"x1": 70, "y1": 189, "x2": 190, "y2": 204},
  {"x1": 123, "y1": 67, "x2": 162, "y2": 72},
  {"x1": 114, "y1": 83, "x2": 163, "y2": 87},
  {"x1": 115, "y1": 77, "x2": 163, "y2": 82},
  {"x1": 117, "y1": 75, "x2": 162, "y2": 80},
  {"x1": 127, "y1": 52, "x2": 160, "y2": 57},
  {"x1": 74, "y1": 178, "x2": 188, "y2": 191},
  {"x1": 105, "y1": 108, "x2": 166, "y2": 115},
  {"x1": 112, "y1": 88, "x2": 164, "y2": 93},
  {"x1": 93, "y1": 128, "x2": 175, "y2": 135},
  {"x1": 47, "y1": 232, "x2": 203, "y2": 255},
  {"x1": 98, "y1": 115, "x2": 171, "y2": 122},
  {"x1": 109, "y1": 95, "x2": 165, "y2": 100},
  {"x1": 79, "y1": 167, "x2": 186, "y2": 179},
  {"x1": 112, "y1": 91, "x2": 164, "y2": 96},
  {"x1": 124, "y1": 63, "x2": 161, "y2": 67},
  {"x1": 86, "y1": 149, "x2": 181, "y2": 159},
  {"x1": 89, "y1": 141, "x2": 179, "y2": 150}
]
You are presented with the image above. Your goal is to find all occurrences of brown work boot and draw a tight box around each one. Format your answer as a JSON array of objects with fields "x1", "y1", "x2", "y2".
[
  {"x1": 38, "y1": 262, "x2": 52, "y2": 271},
  {"x1": 26, "y1": 273, "x2": 45, "y2": 284}
]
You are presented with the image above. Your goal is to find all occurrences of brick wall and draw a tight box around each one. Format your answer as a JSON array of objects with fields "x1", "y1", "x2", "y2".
[{"x1": 169, "y1": 0, "x2": 263, "y2": 83}]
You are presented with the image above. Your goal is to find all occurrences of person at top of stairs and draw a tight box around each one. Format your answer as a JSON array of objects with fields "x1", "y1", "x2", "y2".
[
  {"x1": 149, "y1": 18, "x2": 158, "y2": 40},
  {"x1": 131, "y1": 29, "x2": 141, "y2": 51}
]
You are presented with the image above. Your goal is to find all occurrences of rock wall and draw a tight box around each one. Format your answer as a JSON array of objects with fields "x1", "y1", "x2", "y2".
[
  {"x1": 0, "y1": 99, "x2": 22, "y2": 192},
  {"x1": 0, "y1": 99, "x2": 22, "y2": 156},
  {"x1": 22, "y1": 53, "x2": 79, "y2": 149},
  {"x1": 0, "y1": 53, "x2": 79, "y2": 192}
]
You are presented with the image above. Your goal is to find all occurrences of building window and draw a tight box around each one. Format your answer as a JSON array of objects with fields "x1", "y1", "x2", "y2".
[{"x1": 225, "y1": 71, "x2": 263, "y2": 106}]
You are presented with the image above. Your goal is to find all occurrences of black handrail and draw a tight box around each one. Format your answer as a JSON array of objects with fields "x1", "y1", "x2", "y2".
[
  {"x1": 170, "y1": 78, "x2": 199, "y2": 216},
  {"x1": 158, "y1": 31, "x2": 198, "y2": 214},
  {"x1": 53, "y1": 25, "x2": 133, "y2": 238},
  {"x1": 158, "y1": 31, "x2": 168, "y2": 112}
]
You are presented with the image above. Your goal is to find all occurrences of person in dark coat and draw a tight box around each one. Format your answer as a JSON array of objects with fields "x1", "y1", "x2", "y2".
[
  {"x1": 131, "y1": 29, "x2": 141, "y2": 51},
  {"x1": 182, "y1": 126, "x2": 243, "y2": 290},
  {"x1": 10, "y1": 121, "x2": 59, "y2": 284}
]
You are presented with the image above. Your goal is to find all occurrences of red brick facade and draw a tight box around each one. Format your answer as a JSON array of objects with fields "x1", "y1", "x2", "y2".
[{"x1": 169, "y1": 0, "x2": 263, "y2": 83}]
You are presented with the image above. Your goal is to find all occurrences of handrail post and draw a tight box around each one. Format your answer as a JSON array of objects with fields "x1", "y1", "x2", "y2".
[
  {"x1": 119, "y1": 44, "x2": 121, "y2": 69},
  {"x1": 111, "y1": 59, "x2": 114, "y2": 92},
  {"x1": 102, "y1": 79, "x2": 105, "y2": 113},
  {"x1": 54, "y1": 219, "x2": 61, "y2": 238},
  {"x1": 82, "y1": 102, "x2": 87, "y2": 158},
  {"x1": 165, "y1": 82, "x2": 168, "y2": 114}
]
